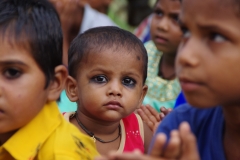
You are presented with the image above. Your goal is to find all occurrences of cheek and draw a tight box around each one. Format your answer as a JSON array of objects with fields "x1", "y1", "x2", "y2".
[
  {"x1": 150, "y1": 18, "x2": 158, "y2": 35},
  {"x1": 170, "y1": 27, "x2": 182, "y2": 42}
]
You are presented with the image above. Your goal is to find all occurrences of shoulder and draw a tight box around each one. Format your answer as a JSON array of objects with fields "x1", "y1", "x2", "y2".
[
  {"x1": 144, "y1": 41, "x2": 157, "y2": 52},
  {"x1": 40, "y1": 116, "x2": 99, "y2": 159},
  {"x1": 155, "y1": 104, "x2": 223, "y2": 139},
  {"x1": 151, "y1": 104, "x2": 224, "y2": 159}
]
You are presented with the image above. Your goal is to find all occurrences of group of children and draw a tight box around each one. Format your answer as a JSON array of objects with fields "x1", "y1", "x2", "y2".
[{"x1": 1, "y1": 0, "x2": 240, "y2": 160}]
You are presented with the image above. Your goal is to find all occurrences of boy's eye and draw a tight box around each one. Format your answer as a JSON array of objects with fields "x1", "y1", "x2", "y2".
[
  {"x1": 92, "y1": 75, "x2": 107, "y2": 83},
  {"x1": 122, "y1": 78, "x2": 136, "y2": 87},
  {"x1": 181, "y1": 27, "x2": 191, "y2": 38},
  {"x1": 4, "y1": 68, "x2": 21, "y2": 79},
  {"x1": 210, "y1": 33, "x2": 226, "y2": 43},
  {"x1": 154, "y1": 9, "x2": 163, "y2": 17},
  {"x1": 171, "y1": 15, "x2": 179, "y2": 22}
]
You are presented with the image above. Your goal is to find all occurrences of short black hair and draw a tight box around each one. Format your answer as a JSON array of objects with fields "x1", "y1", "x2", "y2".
[
  {"x1": 68, "y1": 26, "x2": 148, "y2": 84},
  {"x1": 0, "y1": 0, "x2": 63, "y2": 88}
]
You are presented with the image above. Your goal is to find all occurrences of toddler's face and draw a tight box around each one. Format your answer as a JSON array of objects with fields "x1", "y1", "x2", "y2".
[
  {"x1": 0, "y1": 40, "x2": 50, "y2": 136},
  {"x1": 176, "y1": 0, "x2": 240, "y2": 107},
  {"x1": 73, "y1": 49, "x2": 147, "y2": 122},
  {"x1": 150, "y1": 0, "x2": 182, "y2": 55}
]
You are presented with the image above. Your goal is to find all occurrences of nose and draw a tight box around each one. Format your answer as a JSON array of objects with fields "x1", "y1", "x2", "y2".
[
  {"x1": 176, "y1": 37, "x2": 200, "y2": 69},
  {"x1": 157, "y1": 17, "x2": 169, "y2": 31},
  {"x1": 107, "y1": 80, "x2": 122, "y2": 97}
]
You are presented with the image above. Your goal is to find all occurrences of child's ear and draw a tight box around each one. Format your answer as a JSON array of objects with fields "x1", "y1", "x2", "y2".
[
  {"x1": 65, "y1": 75, "x2": 79, "y2": 102},
  {"x1": 47, "y1": 65, "x2": 68, "y2": 102},
  {"x1": 138, "y1": 85, "x2": 148, "y2": 108}
]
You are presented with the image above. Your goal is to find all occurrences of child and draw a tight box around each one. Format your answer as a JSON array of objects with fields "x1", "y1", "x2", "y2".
[
  {"x1": 49, "y1": 0, "x2": 117, "y2": 113},
  {"x1": 0, "y1": 0, "x2": 98, "y2": 159},
  {"x1": 152, "y1": 0, "x2": 240, "y2": 159},
  {"x1": 143, "y1": 0, "x2": 182, "y2": 112},
  {"x1": 64, "y1": 26, "x2": 153, "y2": 155}
]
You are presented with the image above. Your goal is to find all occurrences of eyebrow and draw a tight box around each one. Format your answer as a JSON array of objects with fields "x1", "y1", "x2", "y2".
[
  {"x1": 157, "y1": 5, "x2": 180, "y2": 15},
  {"x1": 0, "y1": 60, "x2": 28, "y2": 66},
  {"x1": 198, "y1": 24, "x2": 225, "y2": 32},
  {"x1": 90, "y1": 67, "x2": 142, "y2": 79}
]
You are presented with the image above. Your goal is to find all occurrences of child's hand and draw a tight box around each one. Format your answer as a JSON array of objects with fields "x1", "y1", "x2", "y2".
[
  {"x1": 177, "y1": 122, "x2": 200, "y2": 160},
  {"x1": 159, "y1": 107, "x2": 172, "y2": 121},
  {"x1": 137, "y1": 105, "x2": 160, "y2": 132},
  {"x1": 137, "y1": 105, "x2": 172, "y2": 133},
  {"x1": 149, "y1": 122, "x2": 200, "y2": 160}
]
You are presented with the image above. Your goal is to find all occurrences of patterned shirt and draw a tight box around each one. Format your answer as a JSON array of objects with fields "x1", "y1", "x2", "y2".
[{"x1": 143, "y1": 41, "x2": 181, "y2": 112}]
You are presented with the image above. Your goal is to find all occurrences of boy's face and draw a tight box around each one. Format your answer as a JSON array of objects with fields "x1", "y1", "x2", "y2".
[
  {"x1": 0, "y1": 41, "x2": 51, "y2": 135},
  {"x1": 68, "y1": 49, "x2": 147, "y2": 122},
  {"x1": 176, "y1": 0, "x2": 240, "y2": 107},
  {"x1": 150, "y1": 0, "x2": 182, "y2": 54}
]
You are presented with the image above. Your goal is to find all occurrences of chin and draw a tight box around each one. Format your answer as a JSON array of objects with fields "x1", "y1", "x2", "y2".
[{"x1": 185, "y1": 96, "x2": 219, "y2": 109}]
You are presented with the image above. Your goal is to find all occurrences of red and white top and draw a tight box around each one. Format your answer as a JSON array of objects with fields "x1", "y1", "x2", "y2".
[{"x1": 63, "y1": 112, "x2": 144, "y2": 153}]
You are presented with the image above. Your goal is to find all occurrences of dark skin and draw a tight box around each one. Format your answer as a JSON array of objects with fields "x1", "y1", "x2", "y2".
[
  {"x1": 70, "y1": 113, "x2": 121, "y2": 155},
  {"x1": 158, "y1": 53, "x2": 176, "y2": 80},
  {"x1": 150, "y1": 0, "x2": 182, "y2": 80},
  {"x1": 0, "y1": 130, "x2": 17, "y2": 145},
  {"x1": 66, "y1": 50, "x2": 152, "y2": 156},
  {"x1": 137, "y1": 105, "x2": 172, "y2": 133},
  {"x1": 177, "y1": 0, "x2": 240, "y2": 159},
  {"x1": 223, "y1": 106, "x2": 240, "y2": 160}
]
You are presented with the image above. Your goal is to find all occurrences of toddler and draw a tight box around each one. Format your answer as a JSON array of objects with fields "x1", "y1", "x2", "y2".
[{"x1": 63, "y1": 26, "x2": 153, "y2": 155}]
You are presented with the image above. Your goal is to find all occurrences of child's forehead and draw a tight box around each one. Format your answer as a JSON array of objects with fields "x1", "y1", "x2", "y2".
[
  {"x1": 0, "y1": 34, "x2": 32, "y2": 55},
  {"x1": 156, "y1": 0, "x2": 181, "y2": 10},
  {"x1": 82, "y1": 48, "x2": 142, "y2": 64},
  {"x1": 181, "y1": 0, "x2": 240, "y2": 26},
  {"x1": 182, "y1": 0, "x2": 237, "y2": 15}
]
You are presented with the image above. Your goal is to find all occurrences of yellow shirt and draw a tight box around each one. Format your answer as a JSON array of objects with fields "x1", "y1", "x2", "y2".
[{"x1": 0, "y1": 101, "x2": 99, "y2": 160}]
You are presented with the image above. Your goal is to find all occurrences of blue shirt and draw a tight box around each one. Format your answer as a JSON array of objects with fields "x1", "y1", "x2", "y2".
[
  {"x1": 173, "y1": 91, "x2": 186, "y2": 109},
  {"x1": 151, "y1": 104, "x2": 226, "y2": 160}
]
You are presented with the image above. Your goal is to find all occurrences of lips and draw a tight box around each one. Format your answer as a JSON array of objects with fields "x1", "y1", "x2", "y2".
[
  {"x1": 104, "y1": 101, "x2": 122, "y2": 110},
  {"x1": 154, "y1": 35, "x2": 168, "y2": 44},
  {"x1": 179, "y1": 77, "x2": 203, "y2": 92}
]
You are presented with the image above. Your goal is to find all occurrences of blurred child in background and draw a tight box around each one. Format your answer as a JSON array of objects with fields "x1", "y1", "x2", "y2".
[{"x1": 143, "y1": 0, "x2": 182, "y2": 112}]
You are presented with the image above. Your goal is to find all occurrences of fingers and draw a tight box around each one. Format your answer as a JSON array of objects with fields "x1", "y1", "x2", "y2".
[
  {"x1": 153, "y1": 121, "x2": 160, "y2": 134},
  {"x1": 137, "y1": 105, "x2": 160, "y2": 132},
  {"x1": 160, "y1": 107, "x2": 172, "y2": 116},
  {"x1": 179, "y1": 122, "x2": 200, "y2": 160},
  {"x1": 145, "y1": 105, "x2": 161, "y2": 121},
  {"x1": 137, "y1": 108, "x2": 155, "y2": 131},
  {"x1": 149, "y1": 133, "x2": 167, "y2": 157},
  {"x1": 162, "y1": 130, "x2": 181, "y2": 158},
  {"x1": 159, "y1": 112, "x2": 165, "y2": 121}
]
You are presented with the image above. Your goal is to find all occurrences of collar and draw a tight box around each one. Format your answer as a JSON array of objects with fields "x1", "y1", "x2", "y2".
[{"x1": 2, "y1": 101, "x2": 61, "y2": 159}]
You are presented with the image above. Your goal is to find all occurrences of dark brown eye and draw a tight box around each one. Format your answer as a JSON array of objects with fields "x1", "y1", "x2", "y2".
[{"x1": 4, "y1": 68, "x2": 21, "y2": 79}]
